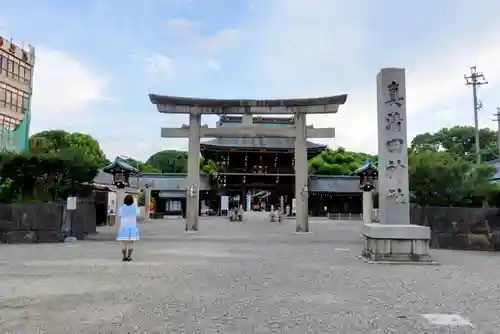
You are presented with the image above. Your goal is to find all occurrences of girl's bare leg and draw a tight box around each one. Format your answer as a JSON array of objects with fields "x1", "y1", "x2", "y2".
[
  {"x1": 121, "y1": 241, "x2": 128, "y2": 260},
  {"x1": 126, "y1": 241, "x2": 134, "y2": 260}
]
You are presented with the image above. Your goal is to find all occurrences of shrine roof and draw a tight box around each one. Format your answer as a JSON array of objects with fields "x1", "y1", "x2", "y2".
[
  {"x1": 149, "y1": 94, "x2": 348, "y2": 108},
  {"x1": 354, "y1": 161, "x2": 378, "y2": 175},
  {"x1": 200, "y1": 138, "x2": 326, "y2": 151},
  {"x1": 102, "y1": 156, "x2": 140, "y2": 175}
]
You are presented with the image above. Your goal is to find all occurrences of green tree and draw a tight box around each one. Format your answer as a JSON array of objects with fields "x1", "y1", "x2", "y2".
[
  {"x1": 29, "y1": 130, "x2": 109, "y2": 167},
  {"x1": 408, "y1": 150, "x2": 496, "y2": 207},
  {"x1": 200, "y1": 157, "x2": 219, "y2": 177},
  {"x1": 146, "y1": 150, "x2": 188, "y2": 173},
  {"x1": 411, "y1": 125, "x2": 498, "y2": 162},
  {"x1": 138, "y1": 162, "x2": 160, "y2": 173},
  {"x1": 0, "y1": 151, "x2": 99, "y2": 203},
  {"x1": 308, "y1": 147, "x2": 376, "y2": 175}
]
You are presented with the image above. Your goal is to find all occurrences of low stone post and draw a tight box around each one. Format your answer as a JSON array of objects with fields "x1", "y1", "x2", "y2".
[{"x1": 363, "y1": 191, "x2": 373, "y2": 224}]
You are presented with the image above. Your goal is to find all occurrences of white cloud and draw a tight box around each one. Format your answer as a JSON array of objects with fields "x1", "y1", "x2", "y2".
[
  {"x1": 28, "y1": 1, "x2": 500, "y2": 161},
  {"x1": 234, "y1": 0, "x2": 500, "y2": 154},
  {"x1": 206, "y1": 58, "x2": 221, "y2": 72},
  {"x1": 30, "y1": 47, "x2": 113, "y2": 132},
  {"x1": 164, "y1": 17, "x2": 241, "y2": 55},
  {"x1": 166, "y1": 17, "x2": 200, "y2": 32},
  {"x1": 140, "y1": 53, "x2": 174, "y2": 76},
  {"x1": 99, "y1": 134, "x2": 189, "y2": 162},
  {"x1": 194, "y1": 28, "x2": 240, "y2": 54}
]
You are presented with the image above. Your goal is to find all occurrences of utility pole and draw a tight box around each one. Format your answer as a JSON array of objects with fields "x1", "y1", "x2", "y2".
[
  {"x1": 465, "y1": 66, "x2": 488, "y2": 164},
  {"x1": 492, "y1": 107, "x2": 500, "y2": 158}
]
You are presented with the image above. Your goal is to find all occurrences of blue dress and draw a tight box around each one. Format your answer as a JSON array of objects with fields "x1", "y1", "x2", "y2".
[{"x1": 116, "y1": 204, "x2": 140, "y2": 241}]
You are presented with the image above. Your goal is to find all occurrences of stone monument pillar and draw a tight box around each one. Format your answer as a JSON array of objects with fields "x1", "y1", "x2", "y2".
[
  {"x1": 294, "y1": 109, "x2": 309, "y2": 233},
  {"x1": 362, "y1": 68, "x2": 432, "y2": 263},
  {"x1": 362, "y1": 191, "x2": 373, "y2": 224},
  {"x1": 115, "y1": 188, "x2": 126, "y2": 227},
  {"x1": 186, "y1": 108, "x2": 201, "y2": 232},
  {"x1": 144, "y1": 187, "x2": 152, "y2": 218}
]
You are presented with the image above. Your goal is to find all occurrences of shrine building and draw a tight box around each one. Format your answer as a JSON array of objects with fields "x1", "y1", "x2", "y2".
[{"x1": 95, "y1": 115, "x2": 362, "y2": 216}]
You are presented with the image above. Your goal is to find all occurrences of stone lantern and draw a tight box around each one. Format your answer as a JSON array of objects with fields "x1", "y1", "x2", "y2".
[
  {"x1": 355, "y1": 161, "x2": 378, "y2": 224},
  {"x1": 103, "y1": 156, "x2": 140, "y2": 225}
]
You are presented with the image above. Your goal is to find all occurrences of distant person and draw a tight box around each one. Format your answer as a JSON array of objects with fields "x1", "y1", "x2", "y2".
[{"x1": 116, "y1": 195, "x2": 140, "y2": 262}]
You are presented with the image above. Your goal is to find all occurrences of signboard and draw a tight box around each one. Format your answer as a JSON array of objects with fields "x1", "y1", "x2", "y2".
[
  {"x1": 221, "y1": 196, "x2": 229, "y2": 211},
  {"x1": 67, "y1": 196, "x2": 77, "y2": 211},
  {"x1": 107, "y1": 192, "x2": 116, "y2": 216},
  {"x1": 159, "y1": 191, "x2": 185, "y2": 198}
]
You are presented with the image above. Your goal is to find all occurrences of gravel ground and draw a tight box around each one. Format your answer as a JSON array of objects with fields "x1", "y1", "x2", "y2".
[{"x1": 0, "y1": 215, "x2": 499, "y2": 333}]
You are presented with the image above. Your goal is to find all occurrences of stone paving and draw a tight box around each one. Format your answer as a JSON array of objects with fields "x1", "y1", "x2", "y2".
[{"x1": 0, "y1": 215, "x2": 499, "y2": 333}]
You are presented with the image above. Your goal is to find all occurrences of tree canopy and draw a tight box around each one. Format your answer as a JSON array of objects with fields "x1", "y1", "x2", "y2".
[
  {"x1": 0, "y1": 150, "x2": 99, "y2": 203},
  {"x1": 146, "y1": 150, "x2": 188, "y2": 173},
  {"x1": 30, "y1": 130, "x2": 108, "y2": 167},
  {"x1": 146, "y1": 150, "x2": 217, "y2": 175},
  {"x1": 308, "y1": 147, "x2": 376, "y2": 175},
  {"x1": 411, "y1": 125, "x2": 498, "y2": 162},
  {"x1": 408, "y1": 150, "x2": 497, "y2": 207}
]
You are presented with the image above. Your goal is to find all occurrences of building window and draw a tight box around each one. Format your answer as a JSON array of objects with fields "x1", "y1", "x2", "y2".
[
  {"x1": 0, "y1": 50, "x2": 32, "y2": 85},
  {"x1": 0, "y1": 55, "x2": 6, "y2": 74},
  {"x1": 22, "y1": 96, "x2": 29, "y2": 109},
  {"x1": 18, "y1": 65, "x2": 30, "y2": 84},
  {"x1": 0, "y1": 83, "x2": 30, "y2": 114}
]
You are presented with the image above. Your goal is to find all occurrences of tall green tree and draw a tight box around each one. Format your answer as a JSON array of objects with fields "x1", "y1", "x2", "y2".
[
  {"x1": 0, "y1": 151, "x2": 99, "y2": 203},
  {"x1": 411, "y1": 125, "x2": 498, "y2": 162},
  {"x1": 29, "y1": 130, "x2": 109, "y2": 167},
  {"x1": 408, "y1": 150, "x2": 496, "y2": 207},
  {"x1": 146, "y1": 150, "x2": 189, "y2": 173}
]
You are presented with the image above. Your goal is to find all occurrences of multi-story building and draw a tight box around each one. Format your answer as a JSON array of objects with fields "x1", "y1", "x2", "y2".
[{"x1": 0, "y1": 35, "x2": 35, "y2": 152}]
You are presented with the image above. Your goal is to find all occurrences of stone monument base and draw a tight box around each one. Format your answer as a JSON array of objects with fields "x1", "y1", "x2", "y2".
[{"x1": 362, "y1": 224, "x2": 434, "y2": 264}]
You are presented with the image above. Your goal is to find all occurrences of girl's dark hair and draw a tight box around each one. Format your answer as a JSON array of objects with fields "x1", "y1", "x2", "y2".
[{"x1": 124, "y1": 194, "x2": 134, "y2": 206}]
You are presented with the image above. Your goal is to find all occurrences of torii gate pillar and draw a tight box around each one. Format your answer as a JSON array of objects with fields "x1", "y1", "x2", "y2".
[
  {"x1": 294, "y1": 109, "x2": 309, "y2": 232},
  {"x1": 186, "y1": 109, "x2": 201, "y2": 231}
]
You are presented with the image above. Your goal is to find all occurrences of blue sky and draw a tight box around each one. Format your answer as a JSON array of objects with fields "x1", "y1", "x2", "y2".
[{"x1": 2, "y1": 0, "x2": 500, "y2": 161}]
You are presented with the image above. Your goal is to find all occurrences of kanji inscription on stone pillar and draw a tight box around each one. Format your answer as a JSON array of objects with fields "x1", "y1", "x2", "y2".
[{"x1": 377, "y1": 68, "x2": 410, "y2": 225}]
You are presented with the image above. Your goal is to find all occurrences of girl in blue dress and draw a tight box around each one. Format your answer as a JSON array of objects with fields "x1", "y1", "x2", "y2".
[{"x1": 116, "y1": 194, "x2": 140, "y2": 261}]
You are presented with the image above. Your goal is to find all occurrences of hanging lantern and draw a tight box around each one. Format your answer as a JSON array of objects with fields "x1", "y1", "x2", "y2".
[{"x1": 0, "y1": 37, "x2": 3, "y2": 47}]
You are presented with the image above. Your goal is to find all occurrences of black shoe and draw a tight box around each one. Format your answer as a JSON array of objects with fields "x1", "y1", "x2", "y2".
[
  {"x1": 122, "y1": 257, "x2": 128, "y2": 262},
  {"x1": 126, "y1": 257, "x2": 132, "y2": 262}
]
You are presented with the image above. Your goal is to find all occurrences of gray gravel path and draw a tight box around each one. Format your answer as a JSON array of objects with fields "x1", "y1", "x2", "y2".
[{"x1": 0, "y1": 215, "x2": 498, "y2": 333}]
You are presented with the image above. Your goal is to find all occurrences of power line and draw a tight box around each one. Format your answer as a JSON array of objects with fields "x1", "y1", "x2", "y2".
[{"x1": 465, "y1": 65, "x2": 488, "y2": 164}]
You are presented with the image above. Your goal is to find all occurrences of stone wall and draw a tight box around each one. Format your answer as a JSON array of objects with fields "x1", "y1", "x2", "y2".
[
  {"x1": 0, "y1": 200, "x2": 97, "y2": 243},
  {"x1": 410, "y1": 206, "x2": 500, "y2": 251}
]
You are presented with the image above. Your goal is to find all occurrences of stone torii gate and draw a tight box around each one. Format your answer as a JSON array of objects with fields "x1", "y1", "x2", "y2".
[{"x1": 149, "y1": 95, "x2": 348, "y2": 233}]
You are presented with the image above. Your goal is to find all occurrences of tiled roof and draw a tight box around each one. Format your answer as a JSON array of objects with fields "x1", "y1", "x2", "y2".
[
  {"x1": 201, "y1": 138, "x2": 326, "y2": 150},
  {"x1": 354, "y1": 161, "x2": 378, "y2": 175},
  {"x1": 149, "y1": 94, "x2": 348, "y2": 107}
]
